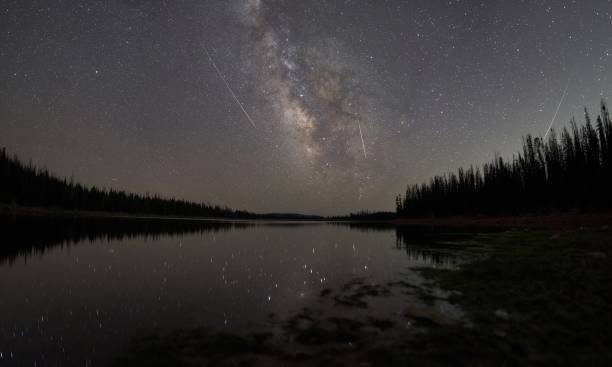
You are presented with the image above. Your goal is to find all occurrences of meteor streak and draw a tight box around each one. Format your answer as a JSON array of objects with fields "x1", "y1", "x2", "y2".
[
  {"x1": 544, "y1": 79, "x2": 570, "y2": 140},
  {"x1": 357, "y1": 121, "x2": 367, "y2": 159},
  {"x1": 204, "y1": 45, "x2": 256, "y2": 128}
]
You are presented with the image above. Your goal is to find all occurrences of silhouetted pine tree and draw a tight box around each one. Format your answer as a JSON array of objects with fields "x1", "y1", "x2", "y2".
[
  {"x1": 0, "y1": 148, "x2": 254, "y2": 219},
  {"x1": 397, "y1": 100, "x2": 612, "y2": 217}
]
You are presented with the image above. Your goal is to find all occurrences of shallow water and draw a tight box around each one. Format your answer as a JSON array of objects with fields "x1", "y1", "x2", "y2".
[{"x1": 0, "y1": 217, "x2": 468, "y2": 366}]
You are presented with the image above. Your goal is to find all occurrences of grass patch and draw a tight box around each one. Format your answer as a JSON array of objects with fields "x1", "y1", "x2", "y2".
[{"x1": 418, "y1": 228, "x2": 612, "y2": 366}]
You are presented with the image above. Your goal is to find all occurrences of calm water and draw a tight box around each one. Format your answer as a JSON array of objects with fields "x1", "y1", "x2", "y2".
[{"x1": 0, "y1": 217, "x2": 464, "y2": 366}]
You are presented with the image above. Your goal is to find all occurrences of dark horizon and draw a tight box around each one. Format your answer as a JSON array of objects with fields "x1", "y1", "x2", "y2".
[{"x1": 2, "y1": 100, "x2": 610, "y2": 219}]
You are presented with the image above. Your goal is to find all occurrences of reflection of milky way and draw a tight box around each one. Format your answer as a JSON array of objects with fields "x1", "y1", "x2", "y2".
[{"x1": 240, "y1": 0, "x2": 371, "y2": 170}]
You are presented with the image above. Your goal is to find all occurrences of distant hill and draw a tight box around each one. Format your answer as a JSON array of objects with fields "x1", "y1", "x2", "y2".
[{"x1": 259, "y1": 213, "x2": 325, "y2": 220}]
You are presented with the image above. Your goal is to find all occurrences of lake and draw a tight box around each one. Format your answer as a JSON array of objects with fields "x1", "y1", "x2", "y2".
[{"x1": 0, "y1": 216, "x2": 473, "y2": 366}]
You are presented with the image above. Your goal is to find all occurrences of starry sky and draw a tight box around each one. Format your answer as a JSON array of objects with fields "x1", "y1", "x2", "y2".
[{"x1": 1, "y1": 0, "x2": 611, "y2": 215}]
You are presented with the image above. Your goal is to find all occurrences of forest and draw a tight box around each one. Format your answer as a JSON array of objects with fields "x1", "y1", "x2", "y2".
[
  {"x1": 0, "y1": 148, "x2": 255, "y2": 218},
  {"x1": 4, "y1": 100, "x2": 611, "y2": 220},
  {"x1": 396, "y1": 101, "x2": 612, "y2": 217}
]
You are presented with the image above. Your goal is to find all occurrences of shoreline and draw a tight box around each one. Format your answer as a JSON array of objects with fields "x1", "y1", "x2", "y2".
[
  {"x1": 391, "y1": 212, "x2": 612, "y2": 230},
  {"x1": 2, "y1": 204, "x2": 612, "y2": 230},
  {"x1": 116, "y1": 229, "x2": 612, "y2": 366},
  {"x1": 0, "y1": 204, "x2": 248, "y2": 222}
]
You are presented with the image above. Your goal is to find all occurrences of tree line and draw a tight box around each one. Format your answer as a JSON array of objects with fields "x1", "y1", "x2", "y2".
[
  {"x1": 0, "y1": 149, "x2": 255, "y2": 218},
  {"x1": 396, "y1": 100, "x2": 612, "y2": 217}
]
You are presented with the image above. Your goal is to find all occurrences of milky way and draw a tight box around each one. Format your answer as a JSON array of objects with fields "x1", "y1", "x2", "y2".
[
  {"x1": 238, "y1": 0, "x2": 377, "y2": 174},
  {"x1": 1, "y1": 0, "x2": 611, "y2": 214}
]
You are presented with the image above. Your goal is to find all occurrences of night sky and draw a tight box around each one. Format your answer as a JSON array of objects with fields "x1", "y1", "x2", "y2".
[{"x1": 1, "y1": 0, "x2": 611, "y2": 215}]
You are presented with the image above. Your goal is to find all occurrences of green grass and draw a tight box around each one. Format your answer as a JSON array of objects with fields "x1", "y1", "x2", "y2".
[{"x1": 417, "y1": 228, "x2": 612, "y2": 366}]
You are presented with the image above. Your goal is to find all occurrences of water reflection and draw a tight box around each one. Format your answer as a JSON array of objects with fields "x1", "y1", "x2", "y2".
[
  {"x1": 0, "y1": 216, "x2": 252, "y2": 265},
  {"x1": 0, "y1": 217, "x2": 475, "y2": 366},
  {"x1": 0, "y1": 217, "x2": 480, "y2": 266},
  {"x1": 401, "y1": 248, "x2": 460, "y2": 268},
  {"x1": 394, "y1": 228, "x2": 478, "y2": 268}
]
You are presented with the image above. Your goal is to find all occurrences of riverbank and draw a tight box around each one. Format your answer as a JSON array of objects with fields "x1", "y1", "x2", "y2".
[
  {"x1": 415, "y1": 228, "x2": 612, "y2": 366},
  {"x1": 0, "y1": 203, "x2": 252, "y2": 221},
  {"x1": 4, "y1": 204, "x2": 612, "y2": 230},
  {"x1": 392, "y1": 212, "x2": 612, "y2": 230},
  {"x1": 0, "y1": 204, "x2": 327, "y2": 222}
]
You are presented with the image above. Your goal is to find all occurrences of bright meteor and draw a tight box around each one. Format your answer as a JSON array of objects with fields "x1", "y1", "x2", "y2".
[
  {"x1": 204, "y1": 45, "x2": 256, "y2": 128},
  {"x1": 544, "y1": 78, "x2": 570, "y2": 140},
  {"x1": 357, "y1": 121, "x2": 367, "y2": 159}
]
